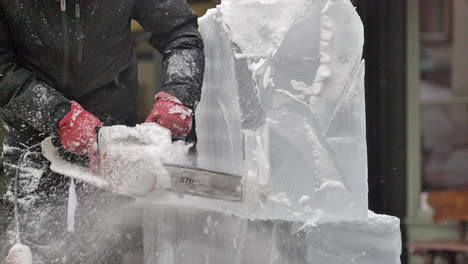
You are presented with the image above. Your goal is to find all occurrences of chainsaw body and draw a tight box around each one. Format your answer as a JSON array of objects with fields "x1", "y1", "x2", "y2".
[{"x1": 42, "y1": 124, "x2": 242, "y2": 201}]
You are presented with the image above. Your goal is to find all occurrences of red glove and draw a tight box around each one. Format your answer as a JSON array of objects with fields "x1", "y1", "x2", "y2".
[
  {"x1": 145, "y1": 92, "x2": 193, "y2": 139},
  {"x1": 58, "y1": 101, "x2": 103, "y2": 171}
]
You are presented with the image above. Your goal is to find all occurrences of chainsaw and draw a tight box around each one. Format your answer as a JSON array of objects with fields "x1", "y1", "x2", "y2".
[{"x1": 41, "y1": 124, "x2": 243, "y2": 202}]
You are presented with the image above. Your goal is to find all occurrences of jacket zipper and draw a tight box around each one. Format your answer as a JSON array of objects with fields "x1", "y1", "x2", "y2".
[
  {"x1": 60, "y1": 0, "x2": 69, "y2": 87},
  {"x1": 75, "y1": 0, "x2": 83, "y2": 63}
]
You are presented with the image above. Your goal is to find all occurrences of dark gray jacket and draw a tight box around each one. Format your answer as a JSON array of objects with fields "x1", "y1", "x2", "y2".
[{"x1": 0, "y1": 0, "x2": 205, "y2": 135}]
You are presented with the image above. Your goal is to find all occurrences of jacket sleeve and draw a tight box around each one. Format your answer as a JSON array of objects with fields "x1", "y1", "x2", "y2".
[
  {"x1": 133, "y1": 0, "x2": 205, "y2": 110},
  {"x1": 0, "y1": 8, "x2": 70, "y2": 134}
]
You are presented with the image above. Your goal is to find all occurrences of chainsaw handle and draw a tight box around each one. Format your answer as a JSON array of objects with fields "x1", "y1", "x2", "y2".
[
  {"x1": 51, "y1": 136, "x2": 92, "y2": 167},
  {"x1": 42, "y1": 137, "x2": 110, "y2": 189}
]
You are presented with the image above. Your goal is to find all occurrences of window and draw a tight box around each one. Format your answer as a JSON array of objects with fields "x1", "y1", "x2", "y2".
[{"x1": 419, "y1": 0, "x2": 468, "y2": 191}]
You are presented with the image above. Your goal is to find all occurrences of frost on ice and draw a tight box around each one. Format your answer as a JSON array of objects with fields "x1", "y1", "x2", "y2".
[{"x1": 144, "y1": 0, "x2": 401, "y2": 263}]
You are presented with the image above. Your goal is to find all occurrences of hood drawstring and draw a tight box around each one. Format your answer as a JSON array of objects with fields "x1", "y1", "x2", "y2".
[
  {"x1": 75, "y1": 0, "x2": 83, "y2": 63},
  {"x1": 6, "y1": 144, "x2": 42, "y2": 264},
  {"x1": 61, "y1": 0, "x2": 66, "y2": 12}
]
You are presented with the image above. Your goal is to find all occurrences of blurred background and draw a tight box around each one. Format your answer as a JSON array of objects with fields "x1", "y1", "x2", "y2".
[
  {"x1": 0, "y1": 0, "x2": 466, "y2": 263},
  {"x1": 352, "y1": 0, "x2": 467, "y2": 263}
]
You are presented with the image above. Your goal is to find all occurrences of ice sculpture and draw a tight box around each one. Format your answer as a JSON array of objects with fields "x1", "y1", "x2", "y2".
[
  {"x1": 143, "y1": 0, "x2": 401, "y2": 263},
  {"x1": 197, "y1": 0, "x2": 367, "y2": 221}
]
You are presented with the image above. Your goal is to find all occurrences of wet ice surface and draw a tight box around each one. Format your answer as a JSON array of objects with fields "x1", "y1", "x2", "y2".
[{"x1": 143, "y1": 0, "x2": 401, "y2": 263}]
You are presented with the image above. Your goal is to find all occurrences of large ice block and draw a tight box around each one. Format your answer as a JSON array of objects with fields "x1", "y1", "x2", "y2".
[
  {"x1": 143, "y1": 1, "x2": 402, "y2": 263},
  {"x1": 143, "y1": 205, "x2": 401, "y2": 264},
  {"x1": 196, "y1": 0, "x2": 368, "y2": 221}
]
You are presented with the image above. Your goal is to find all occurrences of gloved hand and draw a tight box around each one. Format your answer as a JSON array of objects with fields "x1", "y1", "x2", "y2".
[
  {"x1": 58, "y1": 101, "x2": 102, "y2": 171},
  {"x1": 145, "y1": 92, "x2": 193, "y2": 139}
]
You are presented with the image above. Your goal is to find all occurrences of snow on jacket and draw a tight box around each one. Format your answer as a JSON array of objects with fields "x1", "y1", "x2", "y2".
[{"x1": 0, "y1": 0, "x2": 205, "y2": 134}]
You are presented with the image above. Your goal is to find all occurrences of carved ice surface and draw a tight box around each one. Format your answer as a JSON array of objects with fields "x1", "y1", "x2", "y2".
[
  {"x1": 198, "y1": 0, "x2": 367, "y2": 221},
  {"x1": 143, "y1": 207, "x2": 401, "y2": 264},
  {"x1": 143, "y1": 0, "x2": 401, "y2": 263}
]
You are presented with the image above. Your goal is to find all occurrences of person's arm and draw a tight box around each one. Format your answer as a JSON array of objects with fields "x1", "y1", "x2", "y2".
[
  {"x1": 0, "y1": 8, "x2": 70, "y2": 134},
  {"x1": 133, "y1": 0, "x2": 205, "y2": 110}
]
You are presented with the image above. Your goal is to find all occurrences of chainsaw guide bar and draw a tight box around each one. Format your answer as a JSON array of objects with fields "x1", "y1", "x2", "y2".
[{"x1": 41, "y1": 137, "x2": 243, "y2": 202}]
